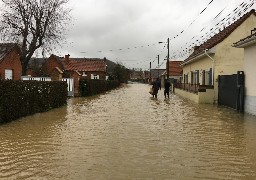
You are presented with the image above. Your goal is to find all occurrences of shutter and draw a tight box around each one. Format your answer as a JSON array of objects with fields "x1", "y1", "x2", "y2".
[
  {"x1": 202, "y1": 70, "x2": 205, "y2": 85},
  {"x1": 196, "y1": 70, "x2": 199, "y2": 84},
  {"x1": 190, "y1": 71, "x2": 193, "y2": 84},
  {"x1": 209, "y1": 68, "x2": 212, "y2": 85}
]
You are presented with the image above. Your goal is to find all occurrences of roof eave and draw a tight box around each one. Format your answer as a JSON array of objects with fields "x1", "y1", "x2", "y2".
[
  {"x1": 234, "y1": 36, "x2": 256, "y2": 48},
  {"x1": 181, "y1": 48, "x2": 215, "y2": 66}
]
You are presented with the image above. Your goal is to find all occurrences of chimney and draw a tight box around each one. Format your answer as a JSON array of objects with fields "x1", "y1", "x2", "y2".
[{"x1": 65, "y1": 54, "x2": 70, "y2": 62}]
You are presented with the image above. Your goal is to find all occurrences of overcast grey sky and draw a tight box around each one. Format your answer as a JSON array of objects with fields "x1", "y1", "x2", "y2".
[
  {"x1": 1, "y1": 0, "x2": 255, "y2": 70},
  {"x1": 62, "y1": 0, "x2": 255, "y2": 70}
]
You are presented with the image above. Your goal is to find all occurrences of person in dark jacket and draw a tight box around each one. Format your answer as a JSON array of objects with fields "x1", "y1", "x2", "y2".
[
  {"x1": 164, "y1": 79, "x2": 171, "y2": 98},
  {"x1": 152, "y1": 78, "x2": 161, "y2": 98}
]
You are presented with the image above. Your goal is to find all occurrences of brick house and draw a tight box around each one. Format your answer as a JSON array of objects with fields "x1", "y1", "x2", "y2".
[
  {"x1": 164, "y1": 60, "x2": 183, "y2": 81},
  {"x1": 41, "y1": 54, "x2": 107, "y2": 96},
  {"x1": 0, "y1": 43, "x2": 22, "y2": 80}
]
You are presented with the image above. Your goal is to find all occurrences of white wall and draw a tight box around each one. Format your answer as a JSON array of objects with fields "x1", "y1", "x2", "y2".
[{"x1": 244, "y1": 45, "x2": 256, "y2": 115}]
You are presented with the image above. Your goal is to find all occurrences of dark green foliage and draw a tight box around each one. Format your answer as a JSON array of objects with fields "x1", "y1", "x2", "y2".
[
  {"x1": 0, "y1": 80, "x2": 67, "y2": 123},
  {"x1": 112, "y1": 63, "x2": 131, "y2": 83},
  {"x1": 79, "y1": 79, "x2": 120, "y2": 97}
]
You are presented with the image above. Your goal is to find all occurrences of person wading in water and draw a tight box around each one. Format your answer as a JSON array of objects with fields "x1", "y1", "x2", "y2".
[
  {"x1": 152, "y1": 78, "x2": 161, "y2": 98},
  {"x1": 164, "y1": 79, "x2": 171, "y2": 98}
]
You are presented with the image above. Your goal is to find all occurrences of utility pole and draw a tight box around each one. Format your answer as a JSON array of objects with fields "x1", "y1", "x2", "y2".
[
  {"x1": 159, "y1": 38, "x2": 170, "y2": 80},
  {"x1": 150, "y1": 62, "x2": 151, "y2": 83},
  {"x1": 167, "y1": 38, "x2": 170, "y2": 80},
  {"x1": 157, "y1": 55, "x2": 159, "y2": 77}
]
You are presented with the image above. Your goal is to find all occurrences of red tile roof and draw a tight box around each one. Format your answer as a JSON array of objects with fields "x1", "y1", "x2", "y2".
[
  {"x1": 0, "y1": 43, "x2": 17, "y2": 62},
  {"x1": 61, "y1": 57, "x2": 106, "y2": 72},
  {"x1": 168, "y1": 61, "x2": 183, "y2": 76},
  {"x1": 184, "y1": 9, "x2": 256, "y2": 63}
]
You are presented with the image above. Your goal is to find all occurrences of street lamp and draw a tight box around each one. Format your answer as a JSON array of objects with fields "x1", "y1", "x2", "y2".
[{"x1": 159, "y1": 38, "x2": 169, "y2": 80}]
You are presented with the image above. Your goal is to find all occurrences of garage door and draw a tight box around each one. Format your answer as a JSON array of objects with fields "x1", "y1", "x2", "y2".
[{"x1": 5, "y1": 69, "x2": 13, "y2": 80}]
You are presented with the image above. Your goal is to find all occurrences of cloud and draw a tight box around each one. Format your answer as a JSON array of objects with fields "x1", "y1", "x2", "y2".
[{"x1": 1, "y1": 0, "x2": 250, "y2": 70}]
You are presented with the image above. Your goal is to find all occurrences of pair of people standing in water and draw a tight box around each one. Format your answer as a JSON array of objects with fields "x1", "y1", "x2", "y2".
[{"x1": 151, "y1": 78, "x2": 171, "y2": 99}]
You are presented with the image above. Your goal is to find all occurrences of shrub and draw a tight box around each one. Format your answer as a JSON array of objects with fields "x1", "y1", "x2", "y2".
[
  {"x1": 79, "y1": 79, "x2": 120, "y2": 96},
  {"x1": 0, "y1": 80, "x2": 67, "y2": 123}
]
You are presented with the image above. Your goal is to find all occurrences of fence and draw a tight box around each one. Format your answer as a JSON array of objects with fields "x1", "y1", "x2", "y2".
[
  {"x1": 175, "y1": 83, "x2": 199, "y2": 94},
  {"x1": 21, "y1": 76, "x2": 74, "y2": 97}
]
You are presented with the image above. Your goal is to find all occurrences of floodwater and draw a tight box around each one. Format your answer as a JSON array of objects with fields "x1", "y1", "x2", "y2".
[{"x1": 1, "y1": 83, "x2": 256, "y2": 180}]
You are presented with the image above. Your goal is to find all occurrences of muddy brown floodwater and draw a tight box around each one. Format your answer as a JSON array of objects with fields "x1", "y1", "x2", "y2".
[{"x1": 1, "y1": 83, "x2": 256, "y2": 179}]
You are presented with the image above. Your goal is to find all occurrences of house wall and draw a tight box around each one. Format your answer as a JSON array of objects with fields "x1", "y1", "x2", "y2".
[
  {"x1": 182, "y1": 55, "x2": 213, "y2": 85},
  {"x1": 80, "y1": 71, "x2": 106, "y2": 80},
  {"x1": 41, "y1": 56, "x2": 63, "y2": 76},
  {"x1": 182, "y1": 14, "x2": 256, "y2": 104},
  {"x1": 175, "y1": 88, "x2": 199, "y2": 103},
  {"x1": 0, "y1": 48, "x2": 22, "y2": 80},
  {"x1": 175, "y1": 88, "x2": 214, "y2": 104},
  {"x1": 213, "y1": 14, "x2": 256, "y2": 103},
  {"x1": 244, "y1": 45, "x2": 256, "y2": 115},
  {"x1": 198, "y1": 89, "x2": 215, "y2": 104}
]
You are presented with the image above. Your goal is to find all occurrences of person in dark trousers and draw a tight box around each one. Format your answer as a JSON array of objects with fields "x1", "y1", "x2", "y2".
[
  {"x1": 152, "y1": 78, "x2": 161, "y2": 98},
  {"x1": 164, "y1": 79, "x2": 171, "y2": 98}
]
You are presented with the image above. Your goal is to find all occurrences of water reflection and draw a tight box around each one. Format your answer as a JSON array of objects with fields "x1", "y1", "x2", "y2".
[{"x1": 1, "y1": 83, "x2": 256, "y2": 179}]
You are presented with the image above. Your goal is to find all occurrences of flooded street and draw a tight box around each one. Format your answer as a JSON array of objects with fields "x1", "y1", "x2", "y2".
[{"x1": 1, "y1": 83, "x2": 256, "y2": 179}]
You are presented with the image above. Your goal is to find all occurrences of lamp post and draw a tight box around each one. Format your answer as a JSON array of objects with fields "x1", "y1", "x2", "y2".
[{"x1": 159, "y1": 38, "x2": 169, "y2": 80}]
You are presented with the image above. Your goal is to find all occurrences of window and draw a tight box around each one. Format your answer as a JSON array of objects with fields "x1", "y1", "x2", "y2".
[
  {"x1": 82, "y1": 72, "x2": 87, "y2": 76},
  {"x1": 5, "y1": 69, "x2": 13, "y2": 80},
  {"x1": 91, "y1": 74, "x2": 99, "y2": 79},
  {"x1": 191, "y1": 70, "x2": 199, "y2": 84}
]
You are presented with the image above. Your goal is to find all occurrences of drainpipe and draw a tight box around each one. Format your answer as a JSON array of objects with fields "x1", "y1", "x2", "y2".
[
  {"x1": 204, "y1": 49, "x2": 215, "y2": 103},
  {"x1": 204, "y1": 49, "x2": 214, "y2": 86}
]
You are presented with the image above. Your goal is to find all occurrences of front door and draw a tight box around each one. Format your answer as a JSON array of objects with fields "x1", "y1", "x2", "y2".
[{"x1": 5, "y1": 69, "x2": 13, "y2": 80}]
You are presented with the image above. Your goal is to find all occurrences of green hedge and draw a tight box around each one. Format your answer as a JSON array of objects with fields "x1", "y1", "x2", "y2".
[
  {"x1": 79, "y1": 79, "x2": 120, "y2": 96},
  {"x1": 0, "y1": 80, "x2": 67, "y2": 123}
]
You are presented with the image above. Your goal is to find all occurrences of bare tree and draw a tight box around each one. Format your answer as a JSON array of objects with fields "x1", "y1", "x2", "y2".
[{"x1": 0, "y1": 0, "x2": 71, "y2": 75}]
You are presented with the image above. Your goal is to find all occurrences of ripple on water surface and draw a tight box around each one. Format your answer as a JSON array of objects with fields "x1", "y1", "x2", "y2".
[{"x1": 1, "y1": 83, "x2": 256, "y2": 179}]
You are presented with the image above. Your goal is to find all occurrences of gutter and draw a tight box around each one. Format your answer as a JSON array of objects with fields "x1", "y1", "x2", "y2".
[
  {"x1": 181, "y1": 47, "x2": 215, "y2": 67},
  {"x1": 180, "y1": 51, "x2": 205, "y2": 66},
  {"x1": 234, "y1": 35, "x2": 256, "y2": 48},
  {"x1": 204, "y1": 49, "x2": 214, "y2": 87}
]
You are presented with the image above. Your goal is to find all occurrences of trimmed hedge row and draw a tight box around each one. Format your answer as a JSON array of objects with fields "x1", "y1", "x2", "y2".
[
  {"x1": 79, "y1": 79, "x2": 120, "y2": 96},
  {"x1": 0, "y1": 80, "x2": 67, "y2": 123}
]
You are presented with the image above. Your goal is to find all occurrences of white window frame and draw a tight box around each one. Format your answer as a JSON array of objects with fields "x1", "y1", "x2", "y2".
[
  {"x1": 91, "y1": 74, "x2": 99, "y2": 79},
  {"x1": 5, "y1": 69, "x2": 13, "y2": 80}
]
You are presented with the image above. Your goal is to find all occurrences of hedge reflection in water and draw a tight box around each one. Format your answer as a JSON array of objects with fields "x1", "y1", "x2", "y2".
[{"x1": 1, "y1": 83, "x2": 256, "y2": 179}]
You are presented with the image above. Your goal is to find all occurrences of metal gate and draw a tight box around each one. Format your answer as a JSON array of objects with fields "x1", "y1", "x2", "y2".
[
  {"x1": 218, "y1": 71, "x2": 244, "y2": 112},
  {"x1": 62, "y1": 78, "x2": 74, "y2": 97}
]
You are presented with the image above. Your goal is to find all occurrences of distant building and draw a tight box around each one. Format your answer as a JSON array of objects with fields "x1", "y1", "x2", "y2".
[
  {"x1": 129, "y1": 69, "x2": 151, "y2": 83},
  {"x1": 150, "y1": 69, "x2": 165, "y2": 83},
  {"x1": 41, "y1": 54, "x2": 108, "y2": 96},
  {"x1": 0, "y1": 43, "x2": 22, "y2": 80}
]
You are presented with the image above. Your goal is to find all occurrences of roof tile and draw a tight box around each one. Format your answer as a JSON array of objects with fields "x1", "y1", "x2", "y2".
[
  {"x1": 60, "y1": 57, "x2": 106, "y2": 72},
  {"x1": 184, "y1": 9, "x2": 256, "y2": 63}
]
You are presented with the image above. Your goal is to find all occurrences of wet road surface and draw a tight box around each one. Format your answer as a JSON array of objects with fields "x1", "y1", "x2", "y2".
[{"x1": 1, "y1": 83, "x2": 256, "y2": 179}]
